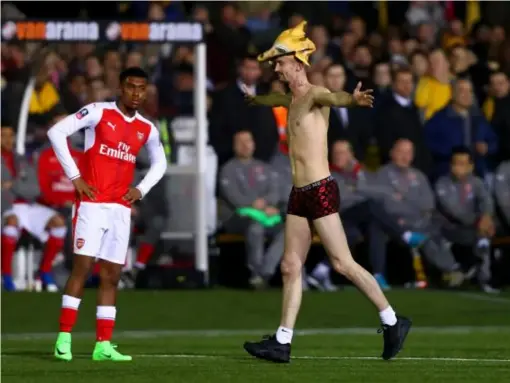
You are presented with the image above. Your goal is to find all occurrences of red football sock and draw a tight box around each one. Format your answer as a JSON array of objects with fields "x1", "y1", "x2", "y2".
[
  {"x1": 59, "y1": 295, "x2": 81, "y2": 333},
  {"x1": 1, "y1": 234, "x2": 18, "y2": 275},
  {"x1": 96, "y1": 306, "x2": 116, "y2": 341},
  {"x1": 135, "y1": 243, "x2": 155, "y2": 268},
  {"x1": 40, "y1": 236, "x2": 64, "y2": 273}
]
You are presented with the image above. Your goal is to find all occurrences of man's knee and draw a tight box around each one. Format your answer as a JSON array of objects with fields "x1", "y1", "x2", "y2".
[
  {"x1": 98, "y1": 261, "x2": 122, "y2": 287},
  {"x1": 47, "y1": 214, "x2": 66, "y2": 229},
  {"x1": 329, "y1": 255, "x2": 358, "y2": 278},
  {"x1": 280, "y1": 252, "x2": 304, "y2": 277},
  {"x1": 4, "y1": 215, "x2": 19, "y2": 228}
]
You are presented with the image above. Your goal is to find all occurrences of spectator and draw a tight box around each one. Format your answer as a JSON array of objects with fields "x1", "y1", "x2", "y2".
[
  {"x1": 351, "y1": 44, "x2": 374, "y2": 86},
  {"x1": 375, "y1": 67, "x2": 431, "y2": 174},
  {"x1": 415, "y1": 49, "x2": 453, "y2": 121},
  {"x1": 324, "y1": 63, "x2": 372, "y2": 162},
  {"x1": 308, "y1": 71, "x2": 325, "y2": 87},
  {"x1": 84, "y1": 54, "x2": 103, "y2": 80},
  {"x1": 409, "y1": 50, "x2": 429, "y2": 80},
  {"x1": 1, "y1": 124, "x2": 67, "y2": 292},
  {"x1": 328, "y1": 140, "x2": 428, "y2": 290},
  {"x1": 372, "y1": 61, "x2": 392, "y2": 103},
  {"x1": 218, "y1": 130, "x2": 284, "y2": 289},
  {"x1": 60, "y1": 72, "x2": 87, "y2": 114},
  {"x1": 484, "y1": 71, "x2": 510, "y2": 162},
  {"x1": 435, "y1": 147, "x2": 497, "y2": 293},
  {"x1": 424, "y1": 78, "x2": 498, "y2": 181},
  {"x1": 373, "y1": 139, "x2": 464, "y2": 287},
  {"x1": 210, "y1": 55, "x2": 278, "y2": 166},
  {"x1": 103, "y1": 49, "x2": 122, "y2": 73}
]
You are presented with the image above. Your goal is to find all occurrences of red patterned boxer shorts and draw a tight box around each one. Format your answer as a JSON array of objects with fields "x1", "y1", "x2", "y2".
[{"x1": 287, "y1": 176, "x2": 340, "y2": 221}]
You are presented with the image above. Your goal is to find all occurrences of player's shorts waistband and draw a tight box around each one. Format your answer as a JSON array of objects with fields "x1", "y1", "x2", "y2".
[{"x1": 294, "y1": 176, "x2": 334, "y2": 192}]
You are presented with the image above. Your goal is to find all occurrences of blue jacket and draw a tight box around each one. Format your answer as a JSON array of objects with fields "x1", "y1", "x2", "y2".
[{"x1": 424, "y1": 105, "x2": 498, "y2": 180}]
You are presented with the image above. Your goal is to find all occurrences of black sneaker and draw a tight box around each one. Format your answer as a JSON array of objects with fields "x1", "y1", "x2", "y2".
[
  {"x1": 243, "y1": 334, "x2": 291, "y2": 363},
  {"x1": 379, "y1": 316, "x2": 412, "y2": 360}
]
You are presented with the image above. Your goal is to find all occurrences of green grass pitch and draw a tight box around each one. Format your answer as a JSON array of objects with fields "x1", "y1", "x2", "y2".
[{"x1": 2, "y1": 289, "x2": 510, "y2": 382}]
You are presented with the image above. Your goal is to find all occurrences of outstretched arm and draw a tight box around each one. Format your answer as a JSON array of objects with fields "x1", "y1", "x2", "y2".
[
  {"x1": 241, "y1": 84, "x2": 291, "y2": 107},
  {"x1": 313, "y1": 82, "x2": 374, "y2": 108},
  {"x1": 245, "y1": 92, "x2": 291, "y2": 107}
]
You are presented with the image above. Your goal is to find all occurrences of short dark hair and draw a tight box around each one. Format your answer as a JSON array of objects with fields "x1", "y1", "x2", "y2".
[
  {"x1": 392, "y1": 66, "x2": 413, "y2": 81},
  {"x1": 119, "y1": 67, "x2": 148, "y2": 83},
  {"x1": 451, "y1": 146, "x2": 473, "y2": 162}
]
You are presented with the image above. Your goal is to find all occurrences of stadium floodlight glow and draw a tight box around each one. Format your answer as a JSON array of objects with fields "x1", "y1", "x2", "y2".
[{"x1": 2, "y1": 19, "x2": 210, "y2": 286}]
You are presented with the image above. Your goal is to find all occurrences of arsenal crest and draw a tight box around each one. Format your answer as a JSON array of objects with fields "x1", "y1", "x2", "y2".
[{"x1": 137, "y1": 131, "x2": 144, "y2": 141}]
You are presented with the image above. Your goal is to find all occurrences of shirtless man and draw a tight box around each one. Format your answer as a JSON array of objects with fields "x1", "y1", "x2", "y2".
[{"x1": 242, "y1": 21, "x2": 411, "y2": 363}]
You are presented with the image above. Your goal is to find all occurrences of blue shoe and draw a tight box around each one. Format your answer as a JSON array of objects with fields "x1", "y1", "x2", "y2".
[
  {"x1": 39, "y1": 272, "x2": 59, "y2": 292},
  {"x1": 407, "y1": 232, "x2": 428, "y2": 248},
  {"x1": 374, "y1": 273, "x2": 391, "y2": 290},
  {"x1": 2, "y1": 274, "x2": 16, "y2": 291}
]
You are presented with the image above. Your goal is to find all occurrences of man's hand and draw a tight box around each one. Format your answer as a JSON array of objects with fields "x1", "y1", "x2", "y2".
[
  {"x1": 2, "y1": 181, "x2": 13, "y2": 190},
  {"x1": 352, "y1": 82, "x2": 374, "y2": 108},
  {"x1": 241, "y1": 84, "x2": 256, "y2": 105},
  {"x1": 72, "y1": 178, "x2": 97, "y2": 200},
  {"x1": 264, "y1": 206, "x2": 280, "y2": 216},
  {"x1": 123, "y1": 187, "x2": 142, "y2": 204},
  {"x1": 252, "y1": 198, "x2": 267, "y2": 210},
  {"x1": 478, "y1": 214, "x2": 495, "y2": 237},
  {"x1": 475, "y1": 142, "x2": 488, "y2": 156}
]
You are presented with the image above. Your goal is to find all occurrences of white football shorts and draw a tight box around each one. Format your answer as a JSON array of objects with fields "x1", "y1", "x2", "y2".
[{"x1": 72, "y1": 201, "x2": 131, "y2": 265}]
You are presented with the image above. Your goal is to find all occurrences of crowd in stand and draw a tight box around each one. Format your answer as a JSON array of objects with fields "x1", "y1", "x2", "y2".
[{"x1": 1, "y1": 2, "x2": 510, "y2": 292}]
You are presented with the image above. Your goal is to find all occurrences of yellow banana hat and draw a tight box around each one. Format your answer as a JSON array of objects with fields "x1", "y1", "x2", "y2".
[{"x1": 257, "y1": 21, "x2": 316, "y2": 66}]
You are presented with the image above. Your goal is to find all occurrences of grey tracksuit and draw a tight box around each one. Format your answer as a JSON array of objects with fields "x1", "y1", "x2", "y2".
[
  {"x1": 372, "y1": 163, "x2": 459, "y2": 273},
  {"x1": 494, "y1": 161, "x2": 510, "y2": 228},
  {"x1": 1, "y1": 153, "x2": 40, "y2": 215},
  {"x1": 269, "y1": 151, "x2": 293, "y2": 211},
  {"x1": 435, "y1": 174, "x2": 494, "y2": 245},
  {"x1": 219, "y1": 157, "x2": 284, "y2": 279},
  {"x1": 435, "y1": 173, "x2": 495, "y2": 283}
]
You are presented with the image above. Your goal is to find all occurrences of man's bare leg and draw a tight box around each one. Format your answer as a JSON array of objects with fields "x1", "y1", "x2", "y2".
[
  {"x1": 244, "y1": 214, "x2": 311, "y2": 362},
  {"x1": 278, "y1": 215, "x2": 312, "y2": 339},
  {"x1": 313, "y1": 214, "x2": 392, "y2": 315},
  {"x1": 313, "y1": 213, "x2": 412, "y2": 360}
]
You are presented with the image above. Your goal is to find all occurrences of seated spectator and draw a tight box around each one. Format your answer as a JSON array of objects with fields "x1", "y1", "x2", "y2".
[
  {"x1": 218, "y1": 130, "x2": 284, "y2": 289},
  {"x1": 493, "y1": 161, "x2": 510, "y2": 233},
  {"x1": 375, "y1": 67, "x2": 431, "y2": 175},
  {"x1": 308, "y1": 140, "x2": 428, "y2": 291},
  {"x1": 435, "y1": 147, "x2": 498, "y2": 293},
  {"x1": 373, "y1": 139, "x2": 464, "y2": 287},
  {"x1": 425, "y1": 78, "x2": 498, "y2": 181},
  {"x1": 1, "y1": 124, "x2": 67, "y2": 292}
]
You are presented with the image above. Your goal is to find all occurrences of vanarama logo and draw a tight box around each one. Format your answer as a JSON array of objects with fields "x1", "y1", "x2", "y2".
[
  {"x1": 2, "y1": 21, "x2": 99, "y2": 41},
  {"x1": 105, "y1": 22, "x2": 202, "y2": 42}
]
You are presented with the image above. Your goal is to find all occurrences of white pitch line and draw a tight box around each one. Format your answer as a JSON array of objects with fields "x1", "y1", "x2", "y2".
[
  {"x1": 4, "y1": 326, "x2": 510, "y2": 341},
  {"x1": 133, "y1": 354, "x2": 510, "y2": 363},
  {"x1": 2, "y1": 353, "x2": 509, "y2": 363}
]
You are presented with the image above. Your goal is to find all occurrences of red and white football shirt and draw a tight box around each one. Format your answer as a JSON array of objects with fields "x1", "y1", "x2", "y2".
[{"x1": 47, "y1": 102, "x2": 167, "y2": 207}]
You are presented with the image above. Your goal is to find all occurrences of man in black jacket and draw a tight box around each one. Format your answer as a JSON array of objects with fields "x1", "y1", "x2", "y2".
[
  {"x1": 324, "y1": 63, "x2": 373, "y2": 162},
  {"x1": 209, "y1": 55, "x2": 278, "y2": 167},
  {"x1": 488, "y1": 71, "x2": 510, "y2": 163},
  {"x1": 375, "y1": 67, "x2": 431, "y2": 175}
]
